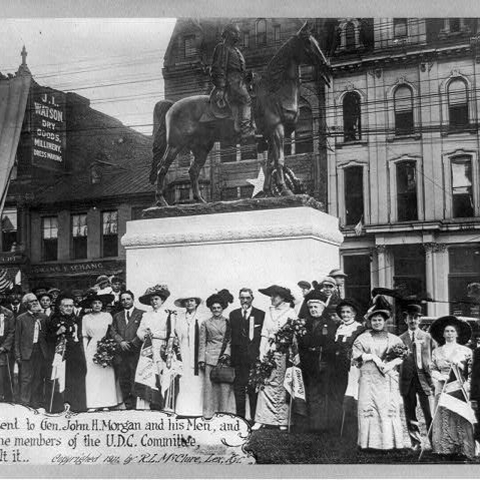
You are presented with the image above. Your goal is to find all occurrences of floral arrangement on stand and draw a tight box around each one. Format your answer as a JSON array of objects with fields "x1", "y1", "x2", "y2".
[{"x1": 249, "y1": 317, "x2": 307, "y2": 391}]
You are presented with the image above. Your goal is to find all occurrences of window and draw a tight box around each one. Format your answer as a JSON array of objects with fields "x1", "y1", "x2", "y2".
[
  {"x1": 102, "y1": 211, "x2": 118, "y2": 258},
  {"x1": 220, "y1": 139, "x2": 237, "y2": 163},
  {"x1": 344, "y1": 166, "x2": 364, "y2": 225},
  {"x1": 393, "y1": 18, "x2": 407, "y2": 39},
  {"x1": 451, "y1": 156, "x2": 474, "y2": 217},
  {"x1": 221, "y1": 187, "x2": 238, "y2": 201},
  {"x1": 396, "y1": 161, "x2": 418, "y2": 221},
  {"x1": 71, "y1": 214, "x2": 87, "y2": 260},
  {"x1": 273, "y1": 24, "x2": 281, "y2": 43},
  {"x1": 295, "y1": 106, "x2": 314, "y2": 154},
  {"x1": 183, "y1": 35, "x2": 196, "y2": 58},
  {"x1": 343, "y1": 92, "x2": 361, "y2": 142},
  {"x1": 343, "y1": 254, "x2": 371, "y2": 314},
  {"x1": 394, "y1": 85, "x2": 414, "y2": 135},
  {"x1": 239, "y1": 185, "x2": 254, "y2": 199},
  {"x1": 42, "y1": 216, "x2": 58, "y2": 261},
  {"x1": 448, "y1": 79, "x2": 469, "y2": 128},
  {"x1": 1, "y1": 209, "x2": 17, "y2": 253},
  {"x1": 449, "y1": 246, "x2": 480, "y2": 317},
  {"x1": 256, "y1": 19, "x2": 267, "y2": 46},
  {"x1": 179, "y1": 185, "x2": 191, "y2": 202},
  {"x1": 392, "y1": 245, "x2": 426, "y2": 331},
  {"x1": 449, "y1": 18, "x2": 461, "y2": 33},
  {"x1": 345, "y1": 22, "x2": 356, "y2": 49}
]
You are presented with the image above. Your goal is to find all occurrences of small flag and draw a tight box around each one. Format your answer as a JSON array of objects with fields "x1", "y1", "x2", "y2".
[
  {"x1": 354, "y1": 216, "x2": 364, "y2": 236},
  {"x1": 51, "y1": 335, "x2": 66, "y2": 393},
  {"x1": 438, "y1": 364, "x2": 476, "y2": 425},
  {"x1": 284, "y1": 337, "x2": 307, "y2": 416}
]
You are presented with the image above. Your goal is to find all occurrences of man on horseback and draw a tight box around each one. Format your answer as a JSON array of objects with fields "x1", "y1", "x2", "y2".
[{"x1": 210, "y1": 23, "x2": 256, "y2": 143}]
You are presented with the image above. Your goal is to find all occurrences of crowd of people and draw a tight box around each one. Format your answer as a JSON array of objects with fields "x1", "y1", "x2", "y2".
[{"x1": 0, "y1": 270, "x2": 479, "y2": 460}]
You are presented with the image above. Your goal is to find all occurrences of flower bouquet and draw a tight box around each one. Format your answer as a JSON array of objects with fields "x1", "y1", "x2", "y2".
[
  {"x1": 380, "y1": 342, "x2": 409, "y2": 375},
  {"x1": 93, "y1": 337, "x2": 119, "y2": 368},
  {"x1": 249, "y1": 317, "x2": 307, "y2": 390}
]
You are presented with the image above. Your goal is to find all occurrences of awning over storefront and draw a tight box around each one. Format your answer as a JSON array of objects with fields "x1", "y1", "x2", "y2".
[{"x1": 0, "y1": 72, "x2": 31, "y2": 211}]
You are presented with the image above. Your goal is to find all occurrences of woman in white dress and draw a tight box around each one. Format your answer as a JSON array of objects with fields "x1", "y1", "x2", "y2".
[
  {"x1": 135, "y1": 284, "x2": 174, "y2": 410},
  {"x1": 173, "y1": 293, "x2": 204, "y2": 417},
  {"x1": 252, "y1": 284, "x2": 297, "y2": 431},
  {"x1": 82, "y1": 292, "x2": 122, "y2": 411}
]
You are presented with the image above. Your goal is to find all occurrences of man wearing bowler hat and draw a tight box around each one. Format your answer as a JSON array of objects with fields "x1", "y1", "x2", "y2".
[
  {"x1": 399, "y1": 302, "x2": 436, "y2": 451},
  {"x1": 329, "y1": 268, "x2": 348, "y2": 299}
]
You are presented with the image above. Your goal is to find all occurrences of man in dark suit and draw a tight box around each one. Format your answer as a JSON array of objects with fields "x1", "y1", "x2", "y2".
[
  {"x1": 399, "y1": 303, "x2": 436, "y2": 451},
  {"x1": 0, "y1": 305, "x2": 15, "y2": 401},
  {"x1": 229, "y1": 288, "x2": 265, "y2": 421},
  {"x1": 15, "y1": 293, "x2": 48, "y2": 408},
  {"x1": 111, "y1": 290, "x2": 144, "y2": 409}
]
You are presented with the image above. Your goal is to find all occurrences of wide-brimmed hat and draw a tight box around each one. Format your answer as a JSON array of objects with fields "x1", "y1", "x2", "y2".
[
  {"x1": 95, "y1": 275, "x2": 110, "y2": 286},
  {"x1": 138, "y1": 284, "x2": 171, "y2": 305},
  {"x1": 429, "y1": 315, "x2": 472, "y2": 345},
  {"x1": 48, "y1": 287, "x2": 60, "y2": 295},
  {"x1": 320, "y1": 276, "x2": 337, "y2": 287},
  {"x1": 80, "y1": 291, "x2": 115, "y2": 309},
  {"x1": 259, "y1": 285, "x2": 295, "y2": 304},
  {"x1": 364, "y1": 295, "x2": 392, "y2": 320},
  {"x1": 174, "y1": 294, "x2": 203, "y2": 308},
  {"x1": 206, "y1": 289, "x2": 233, "y2": 310},
  {"x1": 329, "y1": 268, "x2": 348, "y2": 278},
  {"x1": 304, "y1": 289, "x2": 328, "y2": 305},
  {"x1": 336, "y1": 298, "x2": 361, "y2": 316}
]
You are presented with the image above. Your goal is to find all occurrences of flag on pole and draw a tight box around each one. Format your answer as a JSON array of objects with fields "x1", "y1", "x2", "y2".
[
  {"x1": 437, "y1": 364, "x2": 476, "y2": 425},
  {"x1": 51, "y1": 335, "x2": 66, "y2": 393},
  {"x1": 133, "y1": 336, "x2": 162, "y2": 407},
  {"x1": 354, "y1": 216, "x2": 364, "y2": 236},
  {"x1": 284, "y1": 337, "x2": 307, "y2": 416}
]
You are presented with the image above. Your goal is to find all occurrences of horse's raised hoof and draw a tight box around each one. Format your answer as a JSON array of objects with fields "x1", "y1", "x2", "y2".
[{"x1": 155, "y1": 196, "x2": 170, "y2": 207}]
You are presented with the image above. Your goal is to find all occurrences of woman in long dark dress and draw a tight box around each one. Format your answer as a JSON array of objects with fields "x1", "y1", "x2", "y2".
[{"x1": 46, "y1": 291, "x2": 87, "y2": 413}]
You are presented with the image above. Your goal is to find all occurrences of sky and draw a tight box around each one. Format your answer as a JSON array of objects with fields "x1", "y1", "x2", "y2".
[{"x1": 1, "y1": 18, "x2": 177, "y2": 135}]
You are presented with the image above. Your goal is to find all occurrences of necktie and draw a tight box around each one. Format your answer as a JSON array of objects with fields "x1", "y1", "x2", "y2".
[
  {"x1": 126, "y1": 310, "x2": 131, "y2": 322},
  {"x1": 243, "y1": 309, "x2": 248, "y2": 321}
]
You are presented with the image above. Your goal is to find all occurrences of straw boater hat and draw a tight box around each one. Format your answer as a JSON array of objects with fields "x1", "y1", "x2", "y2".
[
  {"x1": 258, "y1": 285, "x2": 295, "y2": 304},
  {"x1": 429, "y1": 315, "x2": 472, "y2": 345},
  {"x1": 364, "y1": 295, "x2": 392, "y2": 320},
  {"x1": 297, "y1": 280, "x2": 311, "y2": 291},
  {"x1": 304, "y1": 289, "x2": 328, "y2": 305},
  {"x1": 206, "y1": 289, "x2": 234, "y2": 310},
  {"x1": 174, "y1": 293, "x2": 203, "y2": 308},
  {"x1": 336, "y1": 298, "x2": 361, "y2": 316},
  {"x1": 320, "y1": 276, "x2": 337, "y2": 287},
  {"x1": 139, "y1": 284, "x2": 171, "y2": 305},
  {"x1": 80, "y1": 290, "x2": 114, "y2": 309}
]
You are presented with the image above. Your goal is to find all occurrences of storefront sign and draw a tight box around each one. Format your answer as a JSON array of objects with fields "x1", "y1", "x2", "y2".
[
  {"x1": 30, "y1": 260, "x2": 123, "y2": 277},
  {"x1": 31, "y1": 86, "x2": 66, "y2": 168},
  {"x1": 0, "y1": 252, "x2": 25, "y2": 265}
]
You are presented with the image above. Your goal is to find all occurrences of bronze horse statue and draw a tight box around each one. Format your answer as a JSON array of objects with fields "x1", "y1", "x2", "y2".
[{"x1": 150, "y1": 23, "x2": 330, "y2": 206}]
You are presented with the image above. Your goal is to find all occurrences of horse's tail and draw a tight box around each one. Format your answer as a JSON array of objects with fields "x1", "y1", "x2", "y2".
[{"x1": 150, "y1": 100, "x2": 174, "y2": 184}]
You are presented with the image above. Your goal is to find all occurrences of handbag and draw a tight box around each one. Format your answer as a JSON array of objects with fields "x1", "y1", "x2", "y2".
[{"x1": 210, "y1": 319, "x2": 236, "y2": 384}]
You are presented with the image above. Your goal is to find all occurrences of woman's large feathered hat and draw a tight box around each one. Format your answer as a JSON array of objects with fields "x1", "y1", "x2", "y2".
[
  {"x1": 80, "y1": 289, "x2": 114, "y2": 309},
  {"x1": 364, "y1": 294, "x2": 392, "y2": 320},
  {"x1": 139, "y1": 284, "x2": 171, "y2": 305},
  {"x1": 258, "y1": 285, "x2": 295, "y2": 304},
  {"x1": 429, "y1": 315, "x2": 472, "y2": 345},
  {"x1": 206, "y1": 289, "x2": 234, "y2": 309}
]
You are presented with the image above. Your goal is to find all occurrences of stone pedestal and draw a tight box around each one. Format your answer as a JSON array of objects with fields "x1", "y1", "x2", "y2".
[{"x1": 121, "y1": 196, "x2": 343, "y2": 312}]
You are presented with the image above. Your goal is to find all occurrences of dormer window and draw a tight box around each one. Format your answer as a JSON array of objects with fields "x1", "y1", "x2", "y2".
[
  {"x1": 440, "y1": 18, "x2": 470, "y2": 36},
  {"x1": 336, "y1": 19, "x2": 363, "y2": 53},
  {"x1": 393, "y1": 18, "x2": 407, "y2": 40}
]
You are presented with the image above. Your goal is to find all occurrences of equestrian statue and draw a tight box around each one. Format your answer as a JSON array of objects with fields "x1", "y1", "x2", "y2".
[{"x1": 150, "y1": 22, "x2": 330, "y2": 206}]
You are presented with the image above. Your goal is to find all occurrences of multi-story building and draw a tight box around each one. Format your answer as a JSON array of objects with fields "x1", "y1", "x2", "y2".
[
  {"x1": 326, "y1": 18, "x2": 480, "y2": 321},
  {"x1": 164, "y1": 18, "x2": 480, "y2": 327},
  {"x1": 1, "y1": 53, "x2": 154, "y2": 292}
]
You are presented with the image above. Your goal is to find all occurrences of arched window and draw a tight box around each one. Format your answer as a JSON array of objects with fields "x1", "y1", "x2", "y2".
[
  {"x1": 343, "y1": 91, "x2": 361, "y2": 142},
  {"x1": 451, "y1": 155, "x2": 474, "y2": 217},
  {"x1": 345, "y1": 22, "x2": 356, "y2": 50},
  {"x1": 394, "y1": 85, "x2": 414, "y2": 135},
  {"x1": 448, "y1": 78, "x2": 469, "y2": 128},
  {"x1": 256, "y1": 19, "x2": 267, "y2": 47},
  {"x1": 295, "y1": 106, "x2": 314, "y2": 154}
]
